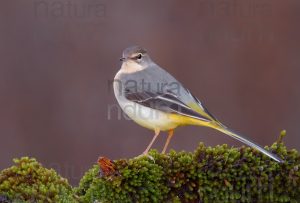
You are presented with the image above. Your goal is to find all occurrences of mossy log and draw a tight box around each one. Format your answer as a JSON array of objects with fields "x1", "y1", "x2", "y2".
[{"x1": 1, "y1": 131, "x2": 300, "y2": 203}]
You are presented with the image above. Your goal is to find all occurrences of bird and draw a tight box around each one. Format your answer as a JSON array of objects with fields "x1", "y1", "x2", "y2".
[{"x1": 113, "y1": 45, "x2": 283, "y2": 163}]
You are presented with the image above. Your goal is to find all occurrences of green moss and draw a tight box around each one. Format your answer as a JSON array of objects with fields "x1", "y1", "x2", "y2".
[
  {"x1": 1, "y1": 131, "x2": 299, "y2": 202},
  {"x1": 75, "y1": 156, "x2": 168, "y2": 203},
  {"x1": 76, "y1": 132, "x2": 300, "y2": 203},
  {"x1": 0, "y1": 157, "x2": 75, "y2": 203}
]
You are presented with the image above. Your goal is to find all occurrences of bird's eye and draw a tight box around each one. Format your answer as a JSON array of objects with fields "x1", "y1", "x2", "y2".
[{"x1": 136, "y1": 54, "x2": 142, "y2": 59}]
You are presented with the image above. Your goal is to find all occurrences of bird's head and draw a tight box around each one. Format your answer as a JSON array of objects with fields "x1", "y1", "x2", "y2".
[{"x1": 120, "y1": 46, "x2": 152, "y2": 67}]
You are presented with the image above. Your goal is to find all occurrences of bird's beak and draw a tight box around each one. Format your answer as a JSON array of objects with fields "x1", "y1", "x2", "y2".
[{"x1": 119, "y1": 57, "x2": 126, "y2": 62}]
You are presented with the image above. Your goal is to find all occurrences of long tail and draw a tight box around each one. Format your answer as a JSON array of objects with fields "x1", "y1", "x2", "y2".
[{"x1": 209, "y1": 123, "x2": 283, "y2": 163}]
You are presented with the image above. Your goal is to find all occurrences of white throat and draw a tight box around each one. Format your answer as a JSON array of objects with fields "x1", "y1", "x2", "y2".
[{"x1": 120, "y1": 61, "x2": 144, "y2": 74}]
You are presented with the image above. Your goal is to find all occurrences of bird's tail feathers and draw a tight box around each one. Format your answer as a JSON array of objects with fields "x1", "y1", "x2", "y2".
[{"x1": 207, "y1": 122, "x2": 283, "y2": 163}]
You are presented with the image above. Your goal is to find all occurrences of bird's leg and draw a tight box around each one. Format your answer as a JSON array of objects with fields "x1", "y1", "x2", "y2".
[
  {"x1": 142, "y1": 129, "x2": 160, "y2": 155},
  {"x1": 162, "y1": 129, "x2": 174, "y2": 154}
]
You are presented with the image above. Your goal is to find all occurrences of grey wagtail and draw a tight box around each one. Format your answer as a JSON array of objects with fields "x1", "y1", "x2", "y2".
[{"x1": 113, "y1": 45, "x2": 283, "y2": 163}]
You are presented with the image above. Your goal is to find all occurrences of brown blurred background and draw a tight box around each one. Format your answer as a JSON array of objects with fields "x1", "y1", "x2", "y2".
[{"x1": 0, "y1": 0, "x2": 299, "y2": 185}]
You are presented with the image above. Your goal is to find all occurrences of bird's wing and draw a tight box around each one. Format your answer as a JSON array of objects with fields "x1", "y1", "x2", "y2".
[
  {"x1": 183, "y1": 88, "x2": 219, "y2": 122},
  {"x1": 124, "y1": 88, "x2": 210, "y2": 122}
]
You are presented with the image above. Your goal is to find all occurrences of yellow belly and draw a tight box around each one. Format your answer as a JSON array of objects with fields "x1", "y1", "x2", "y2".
[
  {"x1": 120, "y1": 101, "x2": 210, "y2": 131},
  {"x1": 120, "y1": 101, "x2": 180, "y2": 131}
]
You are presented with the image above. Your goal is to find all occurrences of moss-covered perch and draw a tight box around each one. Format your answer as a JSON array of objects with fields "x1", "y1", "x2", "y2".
[
  {"x1": 1, "y1": 131, "x2": 300, "y2": 202},
  {"x1": 0, "y1": 157, "x2": 75, "y2": 203}
]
